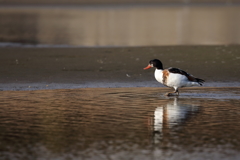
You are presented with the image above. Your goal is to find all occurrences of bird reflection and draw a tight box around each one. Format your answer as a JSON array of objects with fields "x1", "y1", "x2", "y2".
[{"x1": 152, "y1": 98, "x2": 200, "y2": 144}]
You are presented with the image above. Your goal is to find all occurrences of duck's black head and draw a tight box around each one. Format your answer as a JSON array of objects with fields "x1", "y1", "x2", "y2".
[{"x1": 144, "y1": 59, "x2": 163, "y2": 70}]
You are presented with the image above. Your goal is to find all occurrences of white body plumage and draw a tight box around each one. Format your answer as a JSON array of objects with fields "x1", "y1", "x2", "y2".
[{"x1": 154, "y1": 69, "x2": 201, "y2": 89}]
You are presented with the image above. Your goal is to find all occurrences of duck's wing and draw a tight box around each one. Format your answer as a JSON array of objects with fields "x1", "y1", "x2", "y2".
[{"x1": 168, "y1": 67, "x2": 205, "y2": 85}]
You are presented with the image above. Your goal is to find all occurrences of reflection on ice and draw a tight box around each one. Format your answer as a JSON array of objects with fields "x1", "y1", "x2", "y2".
[{"x1": 153, "y1": 98, "x2": 200, "y2": 143}]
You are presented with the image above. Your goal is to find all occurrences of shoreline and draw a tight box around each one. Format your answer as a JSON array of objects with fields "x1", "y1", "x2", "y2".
[
  {"x1": 1, "y1": 87, "x2": 240, "y2": 100},
  {"x1": 1, "y1": 81, "x2": 240, "y2": 91}
]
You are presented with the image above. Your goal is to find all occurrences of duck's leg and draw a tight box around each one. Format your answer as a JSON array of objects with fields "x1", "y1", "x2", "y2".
[
  {"x1": 175, "y1": 88, "x2": 179, "y2": 96},
  {"x1": 165, "y1": 88, "x2": 179, "y2": 96}
]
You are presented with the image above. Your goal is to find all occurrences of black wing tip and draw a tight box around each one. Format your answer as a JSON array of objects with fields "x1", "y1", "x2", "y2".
[{"x1": 196, "y1": 78, "x2": 205, "y2": 86}]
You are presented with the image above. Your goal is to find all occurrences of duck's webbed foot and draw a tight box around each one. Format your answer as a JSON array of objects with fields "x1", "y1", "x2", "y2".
[
  {"x1": 165, "y1": 89, "x2": 179, "y2": 96},
  {"x1": 165, "y1": 92, "x2": 177, "y2": 96}
]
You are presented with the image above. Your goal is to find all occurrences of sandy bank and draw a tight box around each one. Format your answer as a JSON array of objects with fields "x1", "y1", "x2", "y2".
[{"x1": 0, "y1": 46, "x2": 239, "y2": 90}]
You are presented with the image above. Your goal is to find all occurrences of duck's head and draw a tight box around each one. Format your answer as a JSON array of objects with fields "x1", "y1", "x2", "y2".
[{"x1": 144, "y1": 59, "x2": 163, "y2": 70}]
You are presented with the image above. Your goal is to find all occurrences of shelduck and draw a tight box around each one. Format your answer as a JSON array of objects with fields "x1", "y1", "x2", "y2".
[{"x1": 144, "y1": 59, "x2": 204, "y2": 96}]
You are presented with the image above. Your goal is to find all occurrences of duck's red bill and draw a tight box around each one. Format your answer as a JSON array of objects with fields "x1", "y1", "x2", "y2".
[{"x1": 144, "y1": 65, "x2": 152, "y2": 70}]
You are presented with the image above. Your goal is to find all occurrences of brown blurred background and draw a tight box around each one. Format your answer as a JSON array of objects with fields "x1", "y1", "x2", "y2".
[
  {"x1": 0, "y1": 1, "x2": 240, "y2": 46},
  {"x1": 0, "y1": 0, "x2": 240, "y2": 5}
]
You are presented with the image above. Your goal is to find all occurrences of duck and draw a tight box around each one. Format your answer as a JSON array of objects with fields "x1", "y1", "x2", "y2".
[{"x1": 144, "y1": 59, "x2": 204, "y2": 96}]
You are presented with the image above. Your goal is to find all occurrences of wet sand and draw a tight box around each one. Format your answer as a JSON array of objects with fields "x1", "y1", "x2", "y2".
[{"x1": 0, "y1": 45, "x2": 240, "y2": 90}]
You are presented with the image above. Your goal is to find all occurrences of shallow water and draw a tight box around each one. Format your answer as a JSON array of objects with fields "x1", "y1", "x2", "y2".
[{"x1": 0, "y1": 87, "x2": 240, "y2": 160}]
